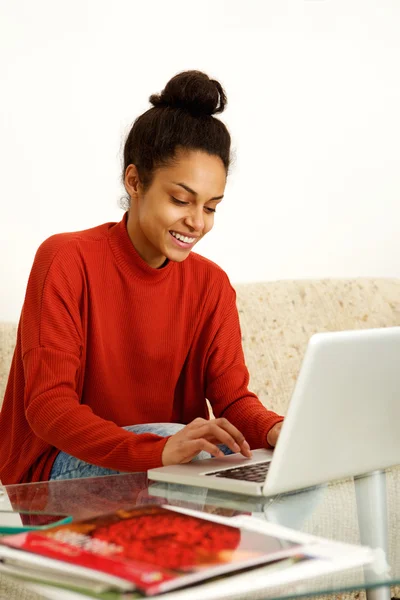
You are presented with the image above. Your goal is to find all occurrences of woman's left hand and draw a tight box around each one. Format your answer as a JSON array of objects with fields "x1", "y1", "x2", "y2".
[{"x1": 266, "y1": 421, "x2": 283, "y2": 447}]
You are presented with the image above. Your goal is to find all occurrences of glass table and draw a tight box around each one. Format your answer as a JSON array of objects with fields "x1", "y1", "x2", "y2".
[{"x1": 0, "y1": 465, "x2": 399, "y2": 600}]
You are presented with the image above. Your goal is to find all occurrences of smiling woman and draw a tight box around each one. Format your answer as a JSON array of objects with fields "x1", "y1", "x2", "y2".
[
  {"x1": 122, "y1": 70, "x2": 229, "y2": 269},
  {"x1": 0, "y1": 70, "x2": 284, "y2": 485}
]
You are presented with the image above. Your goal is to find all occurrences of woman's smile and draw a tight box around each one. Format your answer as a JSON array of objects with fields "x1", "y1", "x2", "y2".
[{"x1": 169, "y1": 230, "x2": 198, "y2": 249}]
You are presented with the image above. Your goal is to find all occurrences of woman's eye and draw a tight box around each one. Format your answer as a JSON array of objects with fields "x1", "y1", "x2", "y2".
[{"x1": 171, "y1": 197, "x2": 216, "y2": 213}]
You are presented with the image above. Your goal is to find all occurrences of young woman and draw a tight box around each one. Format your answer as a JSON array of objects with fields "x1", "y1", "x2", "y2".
[{"x1": 0, "y1": 70, "x2": 283, "y2": 485}]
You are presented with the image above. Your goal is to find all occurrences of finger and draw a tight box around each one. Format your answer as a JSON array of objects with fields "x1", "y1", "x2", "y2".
[
  {"x1": 214, "y1": 419, "x2": 252, "y2": 457},
  {"x1": 179, "y1": 439, "x2": 225, "y2": 463},
  {"x1": 186, "y1": 417, "x2": 208, "y2": 429},
  {"x1": 214, "y1": 418, "x2": 246, "y2": 445},
  {"x1": 197, "y1": 420, "x2": 251, "y2": 458}
]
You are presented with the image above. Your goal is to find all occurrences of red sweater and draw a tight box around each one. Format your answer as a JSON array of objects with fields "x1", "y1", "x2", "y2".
[{"x1": 0, "y1": 214, "x2": 283, "y2": 484}]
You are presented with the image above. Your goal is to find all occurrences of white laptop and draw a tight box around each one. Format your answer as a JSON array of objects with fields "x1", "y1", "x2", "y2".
[{"x1": 148, "y1": 327, "x2": 400, "y2": 496}]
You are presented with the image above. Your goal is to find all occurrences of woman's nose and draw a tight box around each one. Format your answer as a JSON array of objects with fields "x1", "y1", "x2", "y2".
[{"x1": 184, "y1": 208, "x2": 204, "y2": 232}]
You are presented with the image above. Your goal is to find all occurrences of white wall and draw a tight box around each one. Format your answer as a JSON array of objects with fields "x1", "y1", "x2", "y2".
[{"x1": 1, "y1": 0, "x2": 400, "y2": 322}]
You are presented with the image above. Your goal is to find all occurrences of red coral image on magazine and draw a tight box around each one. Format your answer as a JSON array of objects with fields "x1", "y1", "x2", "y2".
[{"x1": 91, "y1": 506, "x2": 241, "y2": 569}]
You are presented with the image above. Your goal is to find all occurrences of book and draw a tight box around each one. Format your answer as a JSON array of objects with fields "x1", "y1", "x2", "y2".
[
  {"x1": 0, "y1": 556, "x2": 301, "y2": 600},
  {"x1": 0, "y1": 504, "x2": 309, "y2": 596}
]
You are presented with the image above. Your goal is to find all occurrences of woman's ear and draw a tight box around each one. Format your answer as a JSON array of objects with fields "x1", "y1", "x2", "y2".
[{"x1": 124, "y1": 164, "x2": 141, "y2": 200}]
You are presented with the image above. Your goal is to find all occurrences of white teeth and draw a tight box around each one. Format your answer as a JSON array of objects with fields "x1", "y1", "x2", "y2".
[{"x1": 171, "y1": 231, "x2": 195, "y2": 244}]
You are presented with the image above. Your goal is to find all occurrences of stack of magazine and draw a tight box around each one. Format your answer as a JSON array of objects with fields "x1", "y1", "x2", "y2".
[{"x1": 0, "y1": 504, "x2": 377, "y2": 600}]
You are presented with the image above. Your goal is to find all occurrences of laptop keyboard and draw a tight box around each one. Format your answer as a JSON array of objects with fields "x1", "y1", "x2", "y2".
[{"x1": 204, "y1": 461, "x2": 270, "y2": 483}]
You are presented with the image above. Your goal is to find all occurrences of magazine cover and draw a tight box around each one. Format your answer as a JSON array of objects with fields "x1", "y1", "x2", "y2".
[{"x1": 0, "y1": 504, "x2": 304, "y2": 596}]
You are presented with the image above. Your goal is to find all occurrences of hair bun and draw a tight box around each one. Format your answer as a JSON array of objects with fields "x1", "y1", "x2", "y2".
[{"x1": 149, "y1": 70, "x2": 227, "y2": 116}]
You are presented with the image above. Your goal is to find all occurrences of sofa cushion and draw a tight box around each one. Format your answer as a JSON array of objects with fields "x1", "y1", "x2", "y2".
[
  {"x1": 234, "y1": 279, "x2": 400, "y2": 416},
  {"x1": 0, "y1": 322, "x2": 17, "y2": 408}
]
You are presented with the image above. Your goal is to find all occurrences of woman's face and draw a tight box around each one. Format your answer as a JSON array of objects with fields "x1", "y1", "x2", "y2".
[{"x1": 125, "y1": 149, "x2": 226, "y2": 268}]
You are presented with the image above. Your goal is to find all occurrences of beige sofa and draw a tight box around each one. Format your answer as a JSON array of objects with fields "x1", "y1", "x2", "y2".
[{"x1": 1, "y1": 278, "x2": 400, "y2": 600}]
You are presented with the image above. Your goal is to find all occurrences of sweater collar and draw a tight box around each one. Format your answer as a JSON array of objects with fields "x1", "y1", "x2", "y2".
[{"x1": 108, "y1": 212, "x2": 175, "y2": 282}]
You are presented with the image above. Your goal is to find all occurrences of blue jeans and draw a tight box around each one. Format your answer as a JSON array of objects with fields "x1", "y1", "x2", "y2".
[{"x1": 49, "y1": 423, "x2": 233, "y2": 481}]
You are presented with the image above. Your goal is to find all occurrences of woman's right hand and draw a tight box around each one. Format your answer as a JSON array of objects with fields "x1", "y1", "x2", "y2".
[{"x1": 161, "y1": 417, "x2": 252, "y2": 466}]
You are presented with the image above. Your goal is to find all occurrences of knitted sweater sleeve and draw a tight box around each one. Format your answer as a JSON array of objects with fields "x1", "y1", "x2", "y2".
[
  {"x1": 21, "y1": 238, "x2": 168, "y2": 471},
  {"x1": 204, "y1": 277, "x2": 283, "y2": 449}
]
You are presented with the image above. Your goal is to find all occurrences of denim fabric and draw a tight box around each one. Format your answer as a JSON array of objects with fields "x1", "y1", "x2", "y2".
[{"x1": 49, "y1": 422, "x2": 233, "y2": 481}]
